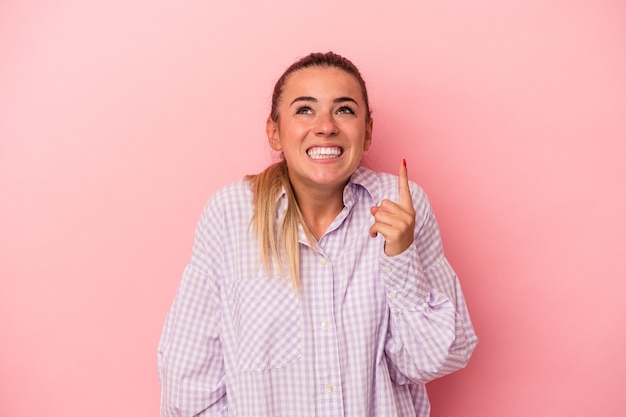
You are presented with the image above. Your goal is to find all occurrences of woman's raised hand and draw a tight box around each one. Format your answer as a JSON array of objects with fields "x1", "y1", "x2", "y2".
[{"x1": 369, "y1": 159, "x2": 416, "y2": 257}]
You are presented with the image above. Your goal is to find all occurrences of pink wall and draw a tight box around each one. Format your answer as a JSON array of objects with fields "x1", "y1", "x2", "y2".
[{"x1": 1, "y1": 1, "x2": 625, "y2": 415}]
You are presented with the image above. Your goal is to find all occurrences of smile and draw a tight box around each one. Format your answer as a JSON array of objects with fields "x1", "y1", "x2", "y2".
[{"x1": 306, "y1": 146, "x2": 343, "y2": 160}]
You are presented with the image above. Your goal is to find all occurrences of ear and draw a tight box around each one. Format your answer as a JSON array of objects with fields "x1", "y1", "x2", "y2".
[
  {"x1": 266, "y1": 117, "x2": 282, "y2": 151},
  {"x1": 363, "y1": 118, "x2": 373, "y2": 151}
]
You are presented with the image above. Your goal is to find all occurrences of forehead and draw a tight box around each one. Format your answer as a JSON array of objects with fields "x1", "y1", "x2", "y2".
[{"x1": 281, "y1": 66, "x2": 363, "y2": 101}]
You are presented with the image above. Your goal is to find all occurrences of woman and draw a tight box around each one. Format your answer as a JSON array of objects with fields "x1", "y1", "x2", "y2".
[{"x1": 158, "y1": 52, "x2": 477, "y2": 416}]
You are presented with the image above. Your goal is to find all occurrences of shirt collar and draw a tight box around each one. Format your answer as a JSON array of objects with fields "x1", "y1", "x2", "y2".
[
  {"x1": 346, "y1": 165, "x2": 380, "y2": 204},
  {"x1": 273, "y1": 165, "x2": 380, "y2": 246}
]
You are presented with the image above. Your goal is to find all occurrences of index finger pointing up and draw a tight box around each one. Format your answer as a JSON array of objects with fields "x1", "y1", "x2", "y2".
[{"x1": 398, "y1": 158, "x2": 413, "y2": 209}]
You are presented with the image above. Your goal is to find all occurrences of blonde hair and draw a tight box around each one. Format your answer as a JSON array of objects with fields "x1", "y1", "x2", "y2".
[
  {"x1": 246, "y1": 52, "x2": 371, "y2": 289},
  {"x1": 245, "y1": 160, "x2": 314, "y2": 290}
]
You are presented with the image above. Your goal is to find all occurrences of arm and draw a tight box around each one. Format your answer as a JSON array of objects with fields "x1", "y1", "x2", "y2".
[
  {"x1": 370, "y1": 160, "x2": 477, "y2": 384},
  {"x1": 158, "y1": 202, "x2": 228, "y2": 416},
  {"x1": 381, "y1": 200, "x2": 477, "y2": 384}
]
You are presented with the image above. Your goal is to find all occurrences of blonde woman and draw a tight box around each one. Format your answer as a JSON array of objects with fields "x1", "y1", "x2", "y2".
[{"x1": 158, "y1": 52, "x2": 477, "y2": 417}]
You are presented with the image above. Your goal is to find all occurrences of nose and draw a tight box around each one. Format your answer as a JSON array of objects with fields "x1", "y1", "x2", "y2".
[{"x1": 315, "y1": 113, "x2": 338, "y2": 136}]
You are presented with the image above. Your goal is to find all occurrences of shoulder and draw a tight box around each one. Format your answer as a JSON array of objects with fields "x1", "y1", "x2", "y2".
[
  {"x1": 199, "y1": 178, "x2": 254, "y2": 227},
  {"x1": 206, "y1": 179, "x2": 253, "y2": 208}
]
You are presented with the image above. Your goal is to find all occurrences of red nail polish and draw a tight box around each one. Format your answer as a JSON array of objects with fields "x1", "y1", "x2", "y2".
[{"x1": 402, "y1": 158, "x2": 407, "y2": 167}]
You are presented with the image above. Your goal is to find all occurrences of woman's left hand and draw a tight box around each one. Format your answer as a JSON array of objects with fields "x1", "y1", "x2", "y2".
[{"x1": 369, "y1": 159, "x2": 416, "y2": 256}]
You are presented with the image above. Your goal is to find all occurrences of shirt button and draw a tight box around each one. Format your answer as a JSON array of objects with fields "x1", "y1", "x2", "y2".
[
  {"x1": 320, "y1": 258, "x2": 327, "y2": 266},
  {"x1": 384, "y1": 266, "x2": 392, "y2": 273},
  {"x1": 389, "y1": 290, "x2": 398, "y2": 299},
  {"x1": 326, "y1": 384, "x2": 334, "y2": 393},
  {"x1": 321, "y1": 320, "x2": 329, "y2": 329}
]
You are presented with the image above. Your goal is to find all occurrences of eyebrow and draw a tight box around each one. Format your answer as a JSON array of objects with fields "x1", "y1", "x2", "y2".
[{"x1": 289, "y1": 96, "x2": 359, "y2": 106}]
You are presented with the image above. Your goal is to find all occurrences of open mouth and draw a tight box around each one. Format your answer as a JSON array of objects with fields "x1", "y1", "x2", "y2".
[{"x1": 306, "y1": 146, "x2": 344, "y2": 160}]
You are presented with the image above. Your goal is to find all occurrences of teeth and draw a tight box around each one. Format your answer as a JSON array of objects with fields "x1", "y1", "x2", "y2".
[{"x1": 307, "y1": 147, "x2": 343, "y2": 159}]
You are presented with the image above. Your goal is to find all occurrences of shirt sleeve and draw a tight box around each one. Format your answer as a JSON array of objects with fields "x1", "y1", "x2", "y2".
[
  {"x1": 158, "y1": 201, "x2": 229, "y2": 416},
  {"x1": 380, "y1": 184, "x2": 478, "y2": 385}
]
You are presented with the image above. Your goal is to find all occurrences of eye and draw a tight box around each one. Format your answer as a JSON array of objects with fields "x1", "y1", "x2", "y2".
[
  {"x1": 336, "y1": 106, "x2": 355, "y2": 115},
  {"x1": 295, "y1": 105, "x2": 313, "y2": 115}
]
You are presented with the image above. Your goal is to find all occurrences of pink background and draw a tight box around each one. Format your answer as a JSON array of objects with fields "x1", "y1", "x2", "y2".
[{"x1": 1, "y1": 1, "x2": 625, "y2": 416}]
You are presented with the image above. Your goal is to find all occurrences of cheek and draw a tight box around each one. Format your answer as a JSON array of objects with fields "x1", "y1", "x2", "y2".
[
  {"x1": 279, "y1": 120, "x2": 309, "y2": 138},
  {"x1": 349, "y1": 125, "x2": 371, "y2": 149}
]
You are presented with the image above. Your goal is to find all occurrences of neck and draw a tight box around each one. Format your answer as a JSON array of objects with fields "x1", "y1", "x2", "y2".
[{"x1": 291, "y1": 181, "x2": 346, "y2": 241}]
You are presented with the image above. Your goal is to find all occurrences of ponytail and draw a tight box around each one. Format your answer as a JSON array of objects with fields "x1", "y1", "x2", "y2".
[{"x1": 246, "y1": 160, "x2": 314, "y2": 290}]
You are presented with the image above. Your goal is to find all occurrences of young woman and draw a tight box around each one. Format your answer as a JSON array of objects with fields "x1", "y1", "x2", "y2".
[{"x1": 158, "y1": 52, "x2": 477, "y2": 417}]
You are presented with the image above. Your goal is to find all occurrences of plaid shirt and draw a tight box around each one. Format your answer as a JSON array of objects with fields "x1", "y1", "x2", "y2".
[{"x1": 158, "y1": 166, "x2": 477, "y2": 416}]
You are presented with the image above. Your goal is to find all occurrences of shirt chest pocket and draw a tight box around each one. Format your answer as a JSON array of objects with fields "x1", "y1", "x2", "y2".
[{"x1": 231, "y1": 275, "x2": 301, "y2": 372}]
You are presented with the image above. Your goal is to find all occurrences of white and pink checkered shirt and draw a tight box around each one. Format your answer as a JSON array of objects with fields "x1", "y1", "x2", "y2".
[{"x1": 158, "y1": 166, "x2": 477, "y2": 416}]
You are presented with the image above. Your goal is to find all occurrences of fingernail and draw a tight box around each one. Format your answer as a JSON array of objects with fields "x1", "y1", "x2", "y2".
[{"x1": 403, "y1": 158, "x2": 407, "y2": 167}]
